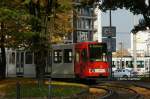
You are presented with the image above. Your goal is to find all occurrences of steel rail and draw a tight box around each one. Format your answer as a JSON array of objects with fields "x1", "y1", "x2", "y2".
[
  {"x1": 90, "y1": 84, "x2": 142, "y2": 99},
  {"x1": 91, "y1": 86, "x2": 116, "y2": 99}
]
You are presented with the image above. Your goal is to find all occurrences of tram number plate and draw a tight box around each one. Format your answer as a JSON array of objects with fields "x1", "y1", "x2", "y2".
[{"x1": 95, "y1": 69, "x2": 105, "y2": 73}]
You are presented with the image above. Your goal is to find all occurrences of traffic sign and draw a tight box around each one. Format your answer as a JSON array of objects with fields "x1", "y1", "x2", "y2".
[
  {"x1": 102, "y1": 26, "x2": 116, "y2": 37},
  {"x1": 102, "y1": 37, "x2": 116, "y2": 52}
]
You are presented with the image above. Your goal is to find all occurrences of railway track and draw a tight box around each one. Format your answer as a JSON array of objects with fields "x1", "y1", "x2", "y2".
[
  {"x1": 52, "y1": 79, "x2": 149, "y2": 99},
  {"x1": 69, "y1": 83, "x2": 142, "y2": 99},
  {"x1": 70, "y1": 84, "x2": 141, "y2": 99},
  {"x1": 90, "y1": 86, "x2": 115, "y2": 99},
  {"x1": 70, "y1": 86, "x2": 112, "y2": 99},
  {"x1": 94, "y1": 84, "x2": 142, "y2": 99}
]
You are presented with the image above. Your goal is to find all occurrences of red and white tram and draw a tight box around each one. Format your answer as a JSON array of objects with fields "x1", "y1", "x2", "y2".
[
  {"x1": 5, "y1": 42, "x2": 110, "y2": 79},
  {"x1": 51, "y1": 42, "x2": 110, "y2": 79}
]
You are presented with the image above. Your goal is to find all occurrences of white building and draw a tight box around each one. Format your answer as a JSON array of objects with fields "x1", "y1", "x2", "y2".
[
  {"x1": 93, "y1": 5, "x2": 102, "y2": 42},
  {"x1": 131, "y1": 31, "x2": 150, "y2": 56},
  {"x1": 111, "y1": 31, "x2": 150, "y2": 74}
]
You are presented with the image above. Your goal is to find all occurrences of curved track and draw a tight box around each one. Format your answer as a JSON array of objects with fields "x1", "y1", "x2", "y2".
[
  {"x1": 71, "y1": 84, "x2": 141, "y2": 99},
  {"x1": 91, "y1": 86, "x2": 116, "y2": 99},
  {"x1": 92, "y1": 84, "x2": 141, "y2": 99},
  {"x1": 84, "y1": 80, "x2": 144, "y2": 99},
  {"x1": 52, "y1": 79, "x2": 149, "y2": 99}
]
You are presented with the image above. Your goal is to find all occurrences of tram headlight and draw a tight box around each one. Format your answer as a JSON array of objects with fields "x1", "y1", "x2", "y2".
[
  {"x1": 89, "y1": 69, "x2": 106, "y2": 73},
  {"x1": 89, "y1": 69, "x2": 95, "y2": 73}
]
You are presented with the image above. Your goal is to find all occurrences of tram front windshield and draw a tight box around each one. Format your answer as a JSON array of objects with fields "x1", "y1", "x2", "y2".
[{"x1": 89, "y1": 44, "x2": 107, "y2": 61}]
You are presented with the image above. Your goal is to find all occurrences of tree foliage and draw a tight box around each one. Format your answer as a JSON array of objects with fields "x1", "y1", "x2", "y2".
[
  {"x1": 24, "y1": 0, "x2": 73, "y2": 44},
  {"x1": 0, "y1": 0, "x2": 73, "y2": 79},
  {"x1": 24, "y1": 0, "x2": 73, "y2": 80},
  {"x1": 0, "y1": 0, "x2": 33, "y2": 78},
  {"x1": 0, "y1": 1, "x2": 33, "y2": 48},
  {"x1": 51, "y1": 0, "x2": 73, "y2": 43},
  {"x1": 81, "y1": 0, "x2": 150, "y2": 33}
]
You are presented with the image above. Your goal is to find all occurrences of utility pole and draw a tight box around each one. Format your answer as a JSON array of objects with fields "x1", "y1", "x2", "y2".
[
  {"x1": 109, "y1": 9, "x2": 113, "y2": 79},
  {"x1": 133, "y1": 15, "x2": 137, "y2": 72},
  {"x1": 146, "y1": 31, "x2": 150, "y2": 56},
  {"x1": 119, "y1": 42, "x2": 123, "y2": 69},
  {"x1": 133, "y1": 32, "x2": 137, "y2": 72},
  {"x1": 146, "y1": 27, "x2": 150, "y2": 78}
]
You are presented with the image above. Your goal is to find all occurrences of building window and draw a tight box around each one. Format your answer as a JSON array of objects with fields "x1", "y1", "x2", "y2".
[
  {"x1": 53, "y1": 50, "x2": 62, "y2": 63},
  {"x1": 85, "y1": 19, "x2": 91, "y2": 29},
  {"x1": 25, "y1": 52, "x2": 33, "y2": 64},
  {"x1": 83, "y1": 7, "x2": 91, "y2": 16},
  {"x1": 64, "y1": 49, "x2": 72, "y2": 63}
]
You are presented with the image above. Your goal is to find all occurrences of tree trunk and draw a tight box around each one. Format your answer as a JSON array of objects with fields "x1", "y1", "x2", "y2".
[
  {"x1": 34, "y1": 50, "x2": 47, "y2": 87},
  {"x1": 0, "y1": 22, "x2": 6, "y2": 79}
]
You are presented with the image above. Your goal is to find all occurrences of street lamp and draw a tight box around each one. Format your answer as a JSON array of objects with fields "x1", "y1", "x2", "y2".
[{"x1": 133, "y1": 32, "x2": 137, "y2": 72}]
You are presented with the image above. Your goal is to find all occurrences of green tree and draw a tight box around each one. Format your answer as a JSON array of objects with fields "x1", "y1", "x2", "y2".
[
  {"x1": 25, "y1": 0, "x2": 73, "y2": 82},
  {"x1": 52, "y1": 0, "x2": 73, "y2": 43},
  {"x1": 0, "y1": 0, "x2": 72, "y2": 79},
  {"x1": 81, "y1": 0, "x2": 150, "y2": 32},
  {"x1": 0, "y1": 0, "x2": 32, "y2": 79}
]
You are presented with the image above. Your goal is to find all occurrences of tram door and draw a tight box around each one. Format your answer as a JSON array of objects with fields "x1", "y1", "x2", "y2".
[{"x1": 16, "y1": 51, "x2": 24, "y2": 76}]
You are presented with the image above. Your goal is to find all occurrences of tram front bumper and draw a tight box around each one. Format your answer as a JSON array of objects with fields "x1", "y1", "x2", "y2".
[{"x1": 85, "y1": 69, "x2": 109, "y2": 78}]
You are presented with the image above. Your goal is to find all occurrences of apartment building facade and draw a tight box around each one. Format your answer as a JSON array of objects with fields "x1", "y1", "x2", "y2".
[{"x1": 73, "y1": 0, "x2": 101, "y2": 43}]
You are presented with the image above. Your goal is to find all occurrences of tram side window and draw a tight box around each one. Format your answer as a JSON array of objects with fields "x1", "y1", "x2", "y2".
[
  {"x1": 117, "y1": 61, "x2": 119, "y2": 67},
  {"x1": 9, "y1": 52, "x2": 15, "y2": 64},
  {"x1": 122, "y1": 61, "x2": 124, "y2": 67},
  {"x1": 130, "y1": 61, "x2": 133, "y2": 68},
  {"x1": 112, "y1": 61, "x2": 115, "y2": 67},
  {"x1": 137, "y1": 61, "x2": 144, "y2": 68},
  {"x1": 64, "y1": 49, "x2": 72, "y2": 63},
  {"x1": 145, "y1": 60, "x2": 148, "y2": 70},
  {"x1": 53, "y1": 50, "x2": 62, "y2": 63},
  {"x1": 25, "y1": 52, "x2": 33, "y2": 64},
  {"x1": 126, "y1": 61, "x2": 129, "y2": 68}
]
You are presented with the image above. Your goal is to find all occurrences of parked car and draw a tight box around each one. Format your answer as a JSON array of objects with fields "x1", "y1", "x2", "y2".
[
  {"x1": 130, "y1": 70, "x2": 139, "y2": 77},
  {"x1": 113, "y1": 69, "x2": 132, "y2": 78}
]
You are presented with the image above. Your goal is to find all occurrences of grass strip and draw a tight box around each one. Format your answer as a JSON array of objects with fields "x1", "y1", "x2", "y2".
[{"x1": 5, "y1": 83, "x2": 86, "y2": 98}]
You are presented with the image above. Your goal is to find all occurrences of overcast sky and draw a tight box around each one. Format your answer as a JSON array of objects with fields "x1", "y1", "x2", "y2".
[{"x1": 101, "y1": 9, "x2": 142, "y2": 49}]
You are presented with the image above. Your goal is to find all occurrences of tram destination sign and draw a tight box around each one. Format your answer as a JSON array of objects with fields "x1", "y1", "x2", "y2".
[
  {"x1": 89, "y1": 44, "x2": 102, "y2": 48},
  {"x1": 102, "y1": 26, "x2": 116, "y2": 37},
  {"x1": 89, "y1": 43, "x2": 107, "y2": 48}
]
